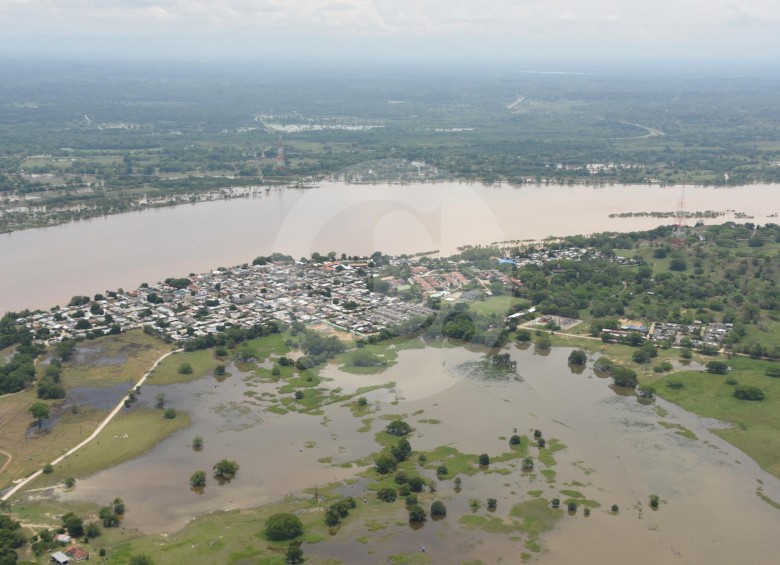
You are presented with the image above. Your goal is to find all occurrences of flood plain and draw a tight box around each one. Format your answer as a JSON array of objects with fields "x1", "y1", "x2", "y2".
[{"x1": 57, "y1": 342, "x2": 780, "y2": 564}]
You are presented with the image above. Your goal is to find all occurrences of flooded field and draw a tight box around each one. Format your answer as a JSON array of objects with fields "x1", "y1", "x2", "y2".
[{"x1": 59, "y1": 343, "x2": 780, "y2": 563}]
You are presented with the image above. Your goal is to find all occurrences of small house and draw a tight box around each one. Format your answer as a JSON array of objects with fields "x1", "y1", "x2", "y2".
[{"x1": 50, "y1": 552, "x2": 69, "y2": 565}]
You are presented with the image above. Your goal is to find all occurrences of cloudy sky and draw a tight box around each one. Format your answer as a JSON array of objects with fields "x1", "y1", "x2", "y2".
[{"x1": 1, "y1": 0, "x2": 778, "y2": 62}]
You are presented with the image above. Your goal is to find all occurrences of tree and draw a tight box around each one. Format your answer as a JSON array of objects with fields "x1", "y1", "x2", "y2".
[
  {"x1": 516, "y1": 329, "x2": 532, "y2": 342},
  {"x1": 324, "y1": 507, "x2": 341, "y2": 527},
  {"x1": 377, "y1": 487, "x2": 397, "y2": 502},
  {"x1": 431, "y1": 500, "x2": 447, "y2": 517},
  {"x1": 611, "y1": 366, "x2": 638, "y2": 388},
  {"x1": 192, "y1": 436, "x2": 204, "y2": 450},
  {"x1": 611, "y1": 504, "x2": 619, "y2": 513},
  {"x1": 478, "y1": 453, "x2": 490, "y2": 466},
  {"x1": 214, "y1": 364, "x2": 226, "y2": 376},
  {"x1": 61, "y1": 512, "x2": 84, "y2": 537},
  {"x1": 522, "y1": 457, "x2": 534, "y2": 471},
  {"x1": 85, "y1": 521, "x2": 102, "y2": 539},
  {"x1": 63, "y1": 477, "x2": 76, "y2": 489},
  {"x1": 265, "y1": 513, "x2": 303, "y2": 541},
  {"x1": 408, "y1": 476, "x2": 424, "y2": 493},
  {"x1": 408, "y1": 505, "x2": 426, "y2": 522},
  {"x1": 213, "y1": 459, "x2": 239, "y2": 480},
  {"x1": 567, "y1": 501, "x2": 578, "y2": 513},
  {"x1": 436, "y1": 465, "x2": 448, "y2": 477},
  {"x1": 164, "y1": 408, "x2": 177, "y2": 419},
  {"x1": 285, "y1": 543, "x2": 304, "y2": 564},
  {"x1": 385, "y1": 420, "x2": 412, "y2": 436},
  {"x1": 374, "y1": 453, "x2": 398, "y2": 474},
  {"x1": 190, "y1": 471, "x2": 206, "y2": 488},
  {"x1": 99, "y1": 506, "x2": 119, "y2": 528},
  {"x1": 551, "y1": 498, "x2": 560, "y2": 509},
  {"x1": 487, "y1": 498, "x2": 498, "y2": 510},
  {"x1": 391, "y1": 438, "x2": 412, "y2": 462},
  {"x1": 28, "y1": 402, "x2": 49, "y2": 427},
  {"x1": 155, "y1": 393, "x2": 166, "y2": 409},
  {"x1": 568, "y1": 349, "x2": 587, "y2": 365},
  {"x1": 509, "y1": 434, "x2": 521, "y2": 446}
]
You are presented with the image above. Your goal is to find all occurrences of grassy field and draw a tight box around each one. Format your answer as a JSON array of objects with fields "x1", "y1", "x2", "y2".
[
  {"x1": 0, "y1": 388, "x2": 107, "y2": 488},
  {"x1": 37, "y1": 408, "x2": 191, "y2": 488},
  {"x1": 652, "y1": 356, "x2": 780, "y2": 477},
  {"x1": 62, "y1": 330, "x2": 173, "y2": 388},
  {"x1": 145, "y1": 348, "x2": 222, "y2": 385},
  {"x1": 468, "y1": 295, "x2": 527, "y2": 318},
  {"x1": 0, "y1": 331, "x2": 175, "y2": 489}
]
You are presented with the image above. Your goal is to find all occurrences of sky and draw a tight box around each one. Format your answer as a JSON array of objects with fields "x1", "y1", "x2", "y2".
[{"x1": 1, "y1": 0, "x2": 778, "y2": 64}]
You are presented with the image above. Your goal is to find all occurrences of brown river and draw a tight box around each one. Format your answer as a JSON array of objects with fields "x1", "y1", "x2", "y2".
[
  {"x1": 60, "y1": 345, "x2": 780, "y2": 564},
  {"x1": 1, "y1": 181, "x2": 778, "y2": 313}
]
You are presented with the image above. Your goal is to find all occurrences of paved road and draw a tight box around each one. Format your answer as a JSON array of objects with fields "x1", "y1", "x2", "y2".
[{"x1": 1, "y1": 348, "x2": 182, "y2": 502}]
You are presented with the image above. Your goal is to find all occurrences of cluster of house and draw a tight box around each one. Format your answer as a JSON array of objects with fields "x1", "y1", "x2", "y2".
[
  {"x1": 22, "y1": 260, "x2": 434, "y2": 343},
  {"x1": 504, "y1": 246, "x2": 642, "y2": 268},
  {"x1": 50, "y1": 534, "x2": 89, "y2": 563},
  {"x1": 649, "y1": 321, "x2": 734, "y2": 348}
]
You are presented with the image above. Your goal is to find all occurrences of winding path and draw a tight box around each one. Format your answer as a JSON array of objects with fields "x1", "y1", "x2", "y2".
[{"x1": 1, "y1": 348, "x2": 182, "y2": 502}]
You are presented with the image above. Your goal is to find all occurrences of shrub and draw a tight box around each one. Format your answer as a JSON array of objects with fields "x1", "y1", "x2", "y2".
[
  {"x1": 178, "y1": 362, "x2": 193, "y2": 375},
  {"x1": 408, "y1": 505, "x2": 426, "y2": 522},
  {"x1": 509, "y1": 434, "x2": 521, "y2": 446},
  {"x1": 436, "y1": 465, "x2": 448, "y2": 477},
  {"x1": 568, "y1": 349, "x2": 587, "y2": 365},
  {"x1": 377, "y1": 487, "x2": 397, "y2": 502},
  {"x1": 190, "y1": 471, "x2": 206, "y2": 488},
  {"x1": 649, "y1": 494, "x2": 660, "y2": 509},
  {"x1": 733, "y1": 386, "x2": 765, "y2": 401},
  {"x1": 478, "y1": 453, "x2": 490, "y2": 466},
  {"x1": 431, "y1": 500, "x2": 447, "y2": 516},
  {"x1": 213, "y1": 459, "x2": 239, "y2": 480},
  {"x1": 164, "y1": 408, "x2": 176, "y2": 419},
  {"x1": 611, "y1": 504, "x2": 619, "y2": 513}
]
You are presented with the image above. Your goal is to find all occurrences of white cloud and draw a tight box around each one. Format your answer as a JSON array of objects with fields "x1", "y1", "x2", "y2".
[{"x1": 0, "y1": 0, "x2": 778, "y2": 46}]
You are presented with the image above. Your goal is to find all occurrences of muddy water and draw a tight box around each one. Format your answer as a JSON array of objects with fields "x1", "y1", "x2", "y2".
[
  {"x1": 61, "y1": 346, "x2": 780, "y2": 563},
  {"x1": 2, "y1": 182, "x2": 779, "y2": 313}
]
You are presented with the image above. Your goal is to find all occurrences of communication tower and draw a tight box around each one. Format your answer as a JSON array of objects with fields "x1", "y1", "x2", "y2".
[
  {"x1": 670, "y1": 187, "x2": 687, "y2": 244},
  {"x1": 274, "y1": 134, "x2": 285, "y2": 171}
]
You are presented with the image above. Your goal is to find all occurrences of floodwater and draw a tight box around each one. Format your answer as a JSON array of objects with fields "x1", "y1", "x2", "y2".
[
  {"x1": 60, "y1": 345, "x2": 780, "y2": 563},
  {"x1": 2, "y1": 181, "x2": 779, "y2": 312}
]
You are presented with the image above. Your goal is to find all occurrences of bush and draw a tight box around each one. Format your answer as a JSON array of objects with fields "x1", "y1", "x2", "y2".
[
  {"x1": 706, "y1": 361, "x2": 729, "y2": 374},
  {"x1": 213, "y1": 459, "x2": 239, "y2": 480},
  {"x1": 733, "y1": 386, "x2": 765, "y2": 401},
  {"x1": 377, "y1": 487, "x2": 397, "y2": 502},
  {"x1": 666, "y1": 379, "x2": 684, "y2": 389},
  {"x1": 190, "y1": 471, "x2": 206, "y2": 488},
  {"x1": 568, "y1": 349, "x2": 587, "y2": 365},
  {"x1": 437, "y1": 465, "x2": 448, "y2": 476},
  {"x1": 551, "y1": 498, "x2": 560, "y2": 509},
  {"x1": 478, "y1": 453, "x2": 490, "y2": 466},
  {"x1": 509, "y1": 434, "x2": 521, "y2": 446},
  {"x1": 178, "y1": 362, "x2": 193, "y2": 375},
  {"x1": 611, "y1": 504, "x2": 619, "y2": 513},
  {"x1": 431, "y1": 500, "x2": 447, "y2": 516},
  {"x1": 649, "y1": 494, "x2": 660, "y2": 509},
  {"x1": 405, "y1": 495, "x2": 418, "y2": 506},
  {"x1": 42, "y1": 463, "x2": 53, "y2": 474},
  {"x1": 164, "y1": 408, "x2": 177, "y2": 419},
  {"x1": 612, "y1": 366, "x2": 638, "y2": 387},
  {"x1": 567, "y1": 501, "x2": 578, "y2": 512},
  {"x1": 265, "y1": 513, "x2": 303, "y2": 541},
  {"x1": 408, "y1": 505, "x2": 426, "y2": 522}
]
